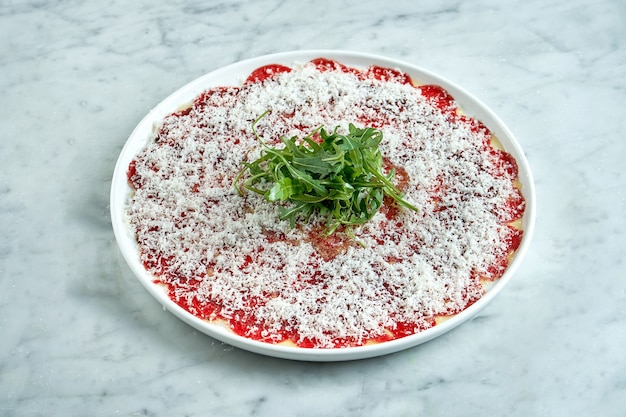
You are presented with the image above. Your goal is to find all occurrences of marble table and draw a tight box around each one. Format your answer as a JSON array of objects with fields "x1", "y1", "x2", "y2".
[{"x1": 1, "y1": 0, "x2": 624, "y2": 415}]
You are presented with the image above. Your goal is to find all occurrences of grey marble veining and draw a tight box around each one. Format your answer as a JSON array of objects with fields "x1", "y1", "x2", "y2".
[{"x1": 1, "y1": 0, "x2": 625, "y2": 416}]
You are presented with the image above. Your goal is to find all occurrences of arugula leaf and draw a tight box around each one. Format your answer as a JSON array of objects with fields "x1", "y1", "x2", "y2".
[{"x1": 234, "y1": 112, "x2": 418, "y2": 235}]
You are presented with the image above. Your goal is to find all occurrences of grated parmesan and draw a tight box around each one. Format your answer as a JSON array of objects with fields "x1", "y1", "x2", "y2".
[{"x1": 126, "y1": 61, "x2": 524, "y2": 348}]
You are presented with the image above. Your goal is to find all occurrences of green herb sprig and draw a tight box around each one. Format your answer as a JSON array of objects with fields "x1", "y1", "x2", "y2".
[{"x1": 234, "y1": 111, "x2": 418, "y2": 236}]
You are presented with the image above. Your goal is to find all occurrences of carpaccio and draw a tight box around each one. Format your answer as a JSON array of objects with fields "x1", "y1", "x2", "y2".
[{"x1": 126, "y1": 58, "x2": 525, "y2": 348}]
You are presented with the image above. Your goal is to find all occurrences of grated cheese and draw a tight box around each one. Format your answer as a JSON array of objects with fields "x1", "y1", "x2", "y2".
[{"x1": 126, "y1": 62, "x2": 524, "y2": 348}]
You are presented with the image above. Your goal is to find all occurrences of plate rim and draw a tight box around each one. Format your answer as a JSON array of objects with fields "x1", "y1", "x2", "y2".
[{"x1": 110, "y1": 49, "x2": 536, "y2": 362}]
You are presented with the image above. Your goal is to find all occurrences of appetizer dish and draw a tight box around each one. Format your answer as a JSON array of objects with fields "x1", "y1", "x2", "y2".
[{"x1": 111, "y1": 51, "x2": 535, "y2": 361}]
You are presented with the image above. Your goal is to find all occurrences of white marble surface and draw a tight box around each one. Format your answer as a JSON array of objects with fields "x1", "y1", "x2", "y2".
[{"x1": 1, "y1": 0, "x2": 625, "y2": 415}]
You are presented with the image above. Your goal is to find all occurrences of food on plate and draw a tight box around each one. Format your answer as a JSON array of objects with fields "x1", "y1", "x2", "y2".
[{"x1": 126, "y1": 58, "x2": 525, "y2": 348}]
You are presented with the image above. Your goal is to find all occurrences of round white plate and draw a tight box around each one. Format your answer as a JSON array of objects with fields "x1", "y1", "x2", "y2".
[{"x1": 110, "y1": 50, "x2": 536, "y2": 361}]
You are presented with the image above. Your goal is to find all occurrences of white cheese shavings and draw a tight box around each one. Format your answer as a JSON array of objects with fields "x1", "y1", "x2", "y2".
[{"x1": 127, "y1": 62, "x2": 523, "y2": 348}]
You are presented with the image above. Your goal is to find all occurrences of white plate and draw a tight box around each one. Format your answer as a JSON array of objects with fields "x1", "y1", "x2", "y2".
[{"x1": 110, "y1": 50, "x2": 536, "y2": 361}]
